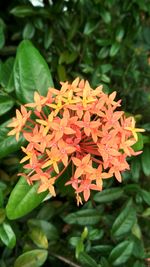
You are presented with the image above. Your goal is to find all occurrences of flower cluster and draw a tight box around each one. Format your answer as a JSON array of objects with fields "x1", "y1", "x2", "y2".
[{"x1": 8, "y1": 78, "x2": 144, "y2": 204}]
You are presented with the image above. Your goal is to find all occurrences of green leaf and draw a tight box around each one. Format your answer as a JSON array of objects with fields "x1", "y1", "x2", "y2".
[
  {"x1": 28, "y1": 226, "x2": 48, "y2": 249},
  {"x1": 0, "y1": 208, "x2": 5, "y2": 223},
  {"x1": 0, "y1": 222, "x2": 16, "y2": 249},
  {"x1": 44, "y1": 28, "x2": 53, "y2": 49},
  {"x1": 94, "y1": 188, "x2": 123, "y2": 203},
  {"x1": 132, "y1": 133, "x2": 143, "y2": 151},
  {"x1": 100, "y1": 10, "x2": 111, "y2": 24},
  {"x1": 133, "y1": 261, "x2": 145, "y2": 267},
  {"x1": 101, "y1": 74, "x2": 111, "y2": 83},
  {"x1": 13, "y1": 40, "x2": 53, "y2": 104},
  {"x1": 0, "y1": 24, "x2": 5, "y2": 49},
  {"x1": 140, "y1": 189, "x2": 150, "y2": 205},
  {"x1": 84, "y1": 21, "x2": 99, "y2": 35},
  {"x1": 131, "y1": 222, "x2": 142, "y2": 240},
  {"x1": 91, "y1": 245, "x2": 113, "y2": 254},
  {"x1": 109, "y1": 240, "x2": 134, "y2": 266},
  {"x1": 141, "y1": 146, "x2": 150, "y2": 176},
  {"x1": 64, "y1": 209, "x2": 101, "y2": 225},
  {"x1": 131, "y1": 158, "x2": 141, "y2": 182},
  {"x1": 0, "y1": 57, "x2": 15, "y2": 89},
  {"x1": 100, "y1": 64, "x2": 112, "y2": 74},
  {"x1": 79, "y1": 252, "x2": 98, "y2": 267},
  {"x1": 10, "y1": 6, "x2": 36, "y2": 18},
  {"x1": 23, "y1": 22, "x2": 35, "y2": 39},
  {"x1": 28, "y1": 219, "x2": 59, "y2": 240},
  {"x1": 115, "y1": 26, "x2": 125, "y2": 42},
  {"x1": 142, "y1": 207, "x2": 150, "y2": 217},
  {"x1": 0, "y1": 93, "x2": 14, "y2": 115},
  {"x1": 109, "y1": 43, "x2": 120, "y2": 57},
  {"x1": 57, "y1": 65, "x2": 67, "y2": 81},
  {"x1": 0, "y1": 119, "x2": 25, "y2": 159},
  {"x1": 6, "y1": 176, "x2": 48, "y2": 220},
  {"x1": 111, "y1": 200, "x2": 136, "y2": 238},
  {"x1": 14, "y1": 249, "x2": 48, "y2": 267},
  {"x1": 98, "y1": 47, "x2": 109, "y2": 59}
]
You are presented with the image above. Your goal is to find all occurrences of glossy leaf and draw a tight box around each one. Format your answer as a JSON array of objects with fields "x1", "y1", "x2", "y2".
[
  {"x1": 14, "y1": 249, "x2": 48, "y2": 267},
  {"x1": 109, "y1": 240, "x2": 134, "y2": 265},
  {"x1": 0, "y1": 57, "x2": 14, "y2": 89},
  {"x1": 0, "y1": 93, "x2": 14, "y2": 115},
  {"x1": 13, "y1": 40, "x2": 53, "y2": 103},
  {"x1": 111, "y1": 200, "x2": 136, "y2": 238},
  {"x1": 0, "y1": 222, "x2": 16, "y2": 249},
  {"x1": 64, "y1": 209, "x2": 101, "y2": 225},
  {"x1": 6, "y1": 176, "x2": 48, "y2": 220},
  {"x1": 94, "y1": 188, "x2": 123, "y2": 203}
]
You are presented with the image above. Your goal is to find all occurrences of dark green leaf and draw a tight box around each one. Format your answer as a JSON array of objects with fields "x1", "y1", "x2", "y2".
[
  {"x1": 64, "y1": 209, "x2": 101, "y2": 225},
  {"x1": 0, "y1": 93, "x2": 14, "y2": 115},
  {"x1": 0, "y1": 208, "x2": 5, "y2": 223},
  {"x1": 0, "y1": 222, "x2": 16, "y2": 249},
  {"x1": 111, "y1": 199, "x2": 136, "y2": 238},
  {"x1": 28, "y1": 226, "x2": 48, "y2": 249},
  {"x1": 98, "y1": 47, "x2": 109, "y2": 59},
  {"x1": 94, "y1": 188, "x2": 123, "y2": 203},
  {"x1": 23, "y1": 22, "x2": 35, "y2": 39},
  {"x1": 28, "y1": 219, "x2": 59, "y2": 240},
  {"x1": 133, "y1": 261, "x2": 145, "y2": 267},
  {"x1": 141, "y1": 146, "x2": 150, "y2": 176},
  {"x1": 131, "y1": 158, "x2": 141, "y2": 182},
  {"x1": 110, "y1": 43, "x2": 120, "y2": 57},
  {"x1": 6, "y1": 176, "x2": 48, "y2": 220},
  {"x1": 116, "y1": 26, "x2": 125, "y2": 42},
  {"x1": 100, "y1": 10, "x2": 111, "y2": 24},
  {"x1": 13, "y1": 40, "x2": 53, "y2": 103},
  {"x1": 10, "y1": 6, "x2": 36, "y2": 18},
  {"x1": 79, "y1": 252, "x2": 98, "y2": 267},
  {"x1": 0, "y1": 57, "x2": 14, "y2": 89},
  {"x1": 109, "y1": 240, "x2": 134, "y2": 265},
  {"x1": 44, "y1": 28, "x2": 53, "y2": 49},
  {"x1": 84, "y1": 21, "x2": 99, "y2": 35},
  {"x1": 57, "y1": 65, "x2": 67, "y2": 81},
  {"x1": 132, "y1": 133, "x2": 143, "y2": 151},
  {"x1": 140, "y1": 189, "x2": 150, "y2": 205},
  {"x1": 0, "y1": 24, "x2": 5, "y2": 49},
  {"x1": 91, "y1": 245, "x2": 113, "y2": 254},
  {"x1": 14, "y1": 249, "x2": 48, "y2": 267}
]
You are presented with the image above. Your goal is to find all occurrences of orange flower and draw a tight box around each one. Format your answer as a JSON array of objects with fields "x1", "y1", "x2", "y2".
[
  {"x1": 8, "y1": 77, "x2": 145, "y2": 204},
  {"x1": 72, "y1": 154, "x2": 93, "y2": 178},
  {"x1": 124, "y1": 117, "x2": 145, "y2": 141},
  {"x1": 7, "y1": 105, "x2": 31, "y2": 141},
  {"x1": 25, "y1": 91, "x2": 47, "y2": 112}
]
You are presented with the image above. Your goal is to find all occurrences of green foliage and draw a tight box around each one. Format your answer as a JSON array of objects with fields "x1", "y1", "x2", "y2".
[
  {"x1": 0, "y1": 0, "x2": 149, "y2": 266},
  {"x1": 6, "y1": 176, "x2": 48, "y2": 219}
]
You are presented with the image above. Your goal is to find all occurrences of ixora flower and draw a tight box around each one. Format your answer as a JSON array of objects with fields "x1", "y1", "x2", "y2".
[{"x1": 7, "y1": 78, "x2": 145, "y2": 204}]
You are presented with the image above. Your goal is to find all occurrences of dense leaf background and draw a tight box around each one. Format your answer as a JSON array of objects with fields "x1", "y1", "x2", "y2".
[{"x1": 0, "y1": 0, "x2": 150, "y2": 266}]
